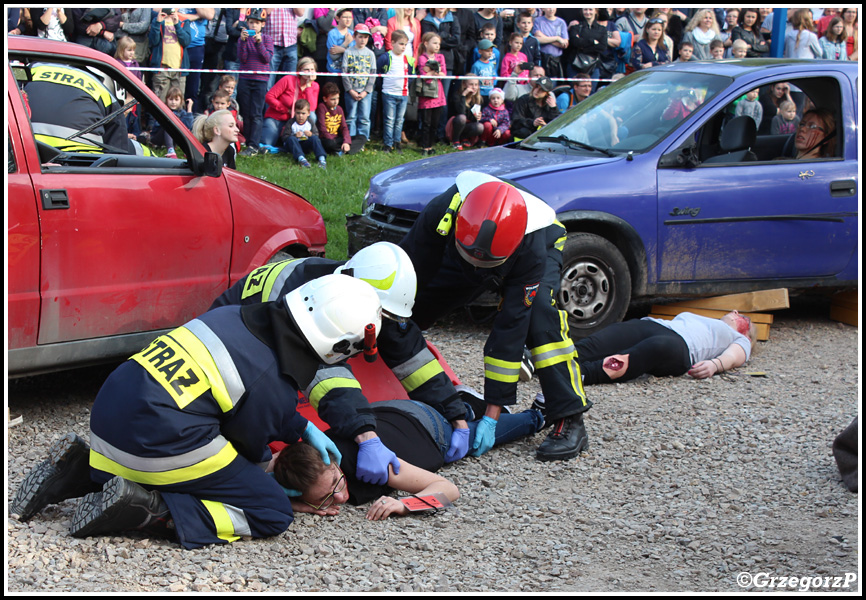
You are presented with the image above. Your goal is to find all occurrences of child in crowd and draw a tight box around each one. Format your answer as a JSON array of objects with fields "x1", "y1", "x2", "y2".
[
  {"x1": 470, "y1": 23, "x2": 501, "y2": 73},
  {"x1": 152, "y1": 86, "x2": 194, "y2": 159},
  {"x1": 149, "y1": 8, "x2": 190, "y2": 103},
  {"x1": 480, "y1": 87, "x2": 511, "y2": 146},
  {"x1": 342, "y1": 23, "x2": 376, "y2": 148},
  {"x1": 218, "y1": 75, "x2": 238, "y2": 108},
  {"x1": 734, "y1": 88, "x2": 763, "y2": 129},
  {"x1": 771, "y1": 100, "x2": 800, "y2": 135},
  {"x1": 470, "y1": 39, "x2": 498, "y2": 100},
  {"x1": 237, "y1": 9, "x2": 274, "y2": 156},
  {"x1": 316, "y1": 82, "x2": 351, "y2": 155},
  {"x1": 709, "y1": 38, "x2": 726, "y2": 59},
  {"x1": 416, "y1": 32, "x2": 446, "y2": 156},
  {"x1": 501, "y1": 32, "x2": 530, "y2": 84},
  {"x1": 675, "y1": 41, "x2": 695, "y2": 62},
  {"x1": 326, "y1": 8, "x2": 355, "y2": 84},
  {"x1": 115, "y1": 37, "x2": 142, "y2": 138},
  {"x1": 282, "y1": 99, "x2": 327, "y2": 169},
  {"x1": 209, "y1": 89, "x2": 241, "y2": 153},
  {"x1": 731, "y1": 39, "x2": 749, "y2": 59},
  {"x1": 377, "y1": 29, "x2": 412, "y2": 153},
  {"x1": 515, "y1": 11, "x2": 541, "y2": 68}
]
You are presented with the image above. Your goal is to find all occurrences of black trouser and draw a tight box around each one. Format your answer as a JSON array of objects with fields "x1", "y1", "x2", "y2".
[
  {"x1": 574, "y1": 319, "x2": 691, "y2": 385},
  {"x1": 418, "y1": 106, "x2": 443, "y2": 148}
]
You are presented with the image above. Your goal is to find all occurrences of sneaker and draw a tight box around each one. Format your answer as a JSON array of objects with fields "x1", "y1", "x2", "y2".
[
  {"x1": 519, "y1": 347, "x2": 535, "y2": 382},
  {"x1": 394, "y1": 143, "x2": 404, "y2": 155},
  {"x1": 239, "y1": 146, "x2": 258, "y2": 157},
  {"x1": 165, "y1": 149, "x2": 177, "y2": 159},
  {"x1": 530, "y1": 392, "x2": 550, "y2": 429},
  {"x1": 70, "y1": 476, "x2": 172, "y2": 539},
  {"x1": 452, "y1": 142, "x2": 463, "y2": 151},
  {"x1": 317, "y1": 157, "x2": 327, "y2": 169},
  {"x1": 382, "y1": 146, "x2": 393, "y2": 153},
  {"x1": 11, "y1": 433, "x2": 97, "y2": 522},
  {"x1": 535, "y1": 413, "x2": 589, "y2": 462},
  {"x1": 298, "y1": 157, "x2": 312, "y2": 168},
  {"x1": 259, "y1": 144, "x2": 280, "y2": 154}
]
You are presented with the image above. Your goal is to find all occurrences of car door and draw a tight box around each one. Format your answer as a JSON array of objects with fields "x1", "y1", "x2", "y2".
[
  {"x1": 10, "y1": 58, "x2": 234, "y2": 346},
  {"x1": 656, "y1": 74, "x2": 857, "y2": 283}
]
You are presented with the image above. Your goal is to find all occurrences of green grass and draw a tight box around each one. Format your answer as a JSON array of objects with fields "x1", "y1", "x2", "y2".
[{"x1": 237, "y1": 138, "x2": 456, "y2": 260}]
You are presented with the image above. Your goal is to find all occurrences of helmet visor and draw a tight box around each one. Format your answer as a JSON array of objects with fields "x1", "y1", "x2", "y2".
[{"x1": 455, "y1": 240, "x2": 508, "y2": 268}]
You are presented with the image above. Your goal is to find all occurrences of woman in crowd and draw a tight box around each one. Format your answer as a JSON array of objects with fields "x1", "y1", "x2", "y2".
[
  {"x1": 446, "y1": 77, "x2": 483, "y2": 150},
  {"x1": 840, "y1": 8, "x2": 858, "y2": 60},
  {"x1": 784, "y1": 8, "x2": 821, "y2": 59},
  {"x1": 573, "y1": 310, "x2": 757, "y2": 386},
  {"x1": 273, "y1": 391, "x2": 544, "y2": 520},
  {"x1": 730, "y1": 7, "x2": 769, "y2": 58},
  {"x1": 681, "y1": 8, "x2": 721, "y2": 61},
  {"x1": 631, "y1": 16, "x2": 670, "y2": 71},
  {"x1": 819, "y1": 17, "x2": 850, "y2": 60},
  {"x1": 565, "y1": 7, "x2": 607, "y2": 80},
  {"x1": 510, "y1": 75, "x2": 559, "y2": 140},
  {"x1": 193, "y1": 109, "x2": 240, "y2": 169},
  {"x1": 261, "y1": 56, "x2": 319, "y2": 149},
  {"x1": 758, "y1": 81, "x2": 794, "y2": 135}
]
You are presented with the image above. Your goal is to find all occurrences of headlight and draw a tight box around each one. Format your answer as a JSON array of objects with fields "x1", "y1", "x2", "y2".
[{"x1": 361, "y1": 190, "x2": 373, "y2": 215}]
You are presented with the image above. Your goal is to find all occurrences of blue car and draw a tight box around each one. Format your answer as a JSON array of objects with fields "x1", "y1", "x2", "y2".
[{"x1": 347, "y1": 60, "x2": 858, "y2": 336}]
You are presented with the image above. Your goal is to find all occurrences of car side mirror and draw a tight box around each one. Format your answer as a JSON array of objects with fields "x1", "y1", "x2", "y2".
[
  {"x1": 201, "y1": 151, "x2": 224, "y2": 178},
  {"x1": 659, "y1": 143, "x2": 699, "y2": 169}
]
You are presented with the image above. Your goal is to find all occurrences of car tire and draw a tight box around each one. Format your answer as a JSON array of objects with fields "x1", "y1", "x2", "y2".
[
  {"x1": 267, "y1": 250, "x2": 295, "y2": 264},
  {"x1": 558, "y1": 233, "x2": 631, "y2": 339}
]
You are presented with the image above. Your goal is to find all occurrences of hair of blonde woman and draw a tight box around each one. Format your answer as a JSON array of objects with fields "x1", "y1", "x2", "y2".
[
  {"x1": 192, "y1": 109, "x2": 231, "y2": 144},
  {"x1": 685, "y1": 8, "x2": 721, "y2": 34}
]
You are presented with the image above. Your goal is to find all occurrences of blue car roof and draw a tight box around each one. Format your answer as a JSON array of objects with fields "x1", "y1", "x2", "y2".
[{"x1": 653, "y1": 58, "x2": 859, "y2": 80}]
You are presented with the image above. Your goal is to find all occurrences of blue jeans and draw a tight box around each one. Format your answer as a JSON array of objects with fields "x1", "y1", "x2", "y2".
[
  {"x1": 283, "y1": 135, "x2": 326, "y2": 162},
  {"x1": 344, "y1": 91, "x2": 372, "y2": 138},
  {"x1": 267, "y1": 44, "x2": 298, "y2": 91},
  {"x1": 414, "y1": 401, "x2": 543, "y2": 458},
  {"x1": 261, "y1": 117, "x2": 287, "y2": 147},
  {"x1": 382, "y1": 93, "x2": 408, "y2": 148},
  {"x1": 238, "y1": 79, "x2": 267, "y2": 147}
]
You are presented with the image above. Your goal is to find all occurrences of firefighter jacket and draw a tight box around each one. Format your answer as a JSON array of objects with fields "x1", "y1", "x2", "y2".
[{"x1": 399, "y1": 180, "x2": 565, "y2": 408}]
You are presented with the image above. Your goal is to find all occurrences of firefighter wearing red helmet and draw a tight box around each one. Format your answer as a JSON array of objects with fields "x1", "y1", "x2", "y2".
[{"x1": 381, "y1": 171, "x2": 591, "y2": 462}]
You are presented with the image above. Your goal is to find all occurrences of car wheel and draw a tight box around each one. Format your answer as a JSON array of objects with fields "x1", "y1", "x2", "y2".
[
  {"x1": 558, "y1": 233, "x2": 631, "y2": 338},
  {"x1": 267, "y1": 250, "x2": 295, "y2": 264}
]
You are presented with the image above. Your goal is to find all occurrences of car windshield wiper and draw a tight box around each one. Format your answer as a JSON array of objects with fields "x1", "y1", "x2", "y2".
[
  {"x1": 63, "y1": 99, "x2": 139, "y2": 154},
  {"x1": 537, "y1": 135, "x2": 616, "y2": 157}
]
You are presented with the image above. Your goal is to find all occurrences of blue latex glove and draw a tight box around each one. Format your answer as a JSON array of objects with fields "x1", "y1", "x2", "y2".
[
  {"x1": 469, "y1": 416, "x2": 497, "y2": 457},
  {"x1": 356, "y1": 437, "x2": 400, "y2": 485},
  {"x1": 444, "y1": 427, "x2": 470, "y2": 463},
  {"x1": 301, "y1": 422, "x2": 342, "y2": 466}
]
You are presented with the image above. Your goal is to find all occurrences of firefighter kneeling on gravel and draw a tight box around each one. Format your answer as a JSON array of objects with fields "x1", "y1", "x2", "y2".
[
  {"x1": 387, "y1": 171, "x2": 592, "y2": 461},
  {"x1": 12, "y1": 274, "x2": 382, "y2": 549}
]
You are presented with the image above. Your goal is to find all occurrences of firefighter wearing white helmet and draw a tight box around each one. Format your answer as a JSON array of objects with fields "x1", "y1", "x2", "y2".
[
  {"x1": 12, "y1": 275, "x2": 380, "y2": 549},
  {"x1": 207, "y1": 243, "x2": 420, "y2": 486}
]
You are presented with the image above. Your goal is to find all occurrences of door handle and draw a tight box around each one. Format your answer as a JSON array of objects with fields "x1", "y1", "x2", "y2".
[
  {"x1": 830, "y1": 179, "x2": 857, "y2": 197},
  {"x1": 41, "y1": 189, "x2": 70, "y2": 210}
]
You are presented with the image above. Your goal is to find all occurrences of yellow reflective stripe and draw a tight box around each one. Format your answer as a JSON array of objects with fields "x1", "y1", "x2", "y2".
[
  {"x1": 558, "y1": 310, "x2": 587, "y2": 404},
  {"x1": 241, "y1": 260, "x2": 297, "y2": 302},
  {"x1": 553, "y1": 220, "x2": 567, "y2": 251},
  {"x1": 360, "y1": 270, "x2": 396, "y2": 292},
  {"x1": 132, "y1": 334, "x2": 210, "y2": 410},
  {"x1": 484, "y1": 356, "x2": 521, "y2": 383},
  {"x1": 32, "y1": 65, "x2": 113, "y2": 106},
  {"x1": 202, "y1": 500, "x2": 242, "y2": 543},
  {"x1": 168, "y1": 327, "x2": 235, "y2": 413},
  {"x1": 307, "y1": 377, "x2": 362, "y2": 410},
  {"x1": 34, "y1": 133, "x2": 102, "y2": 153},
  {"x1": 399, "y1": 359, "x2": 445, "y2": 393},
  {"x1": 88, "y1": 443, "x2": 239, "y2": 486},
  {"x1": 531, "y1": 339, "x2": 575, "y2": 369}
]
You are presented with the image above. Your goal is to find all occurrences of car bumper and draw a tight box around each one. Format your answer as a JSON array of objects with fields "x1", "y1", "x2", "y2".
[{"x1": 346, "y1": 204, "x2": 418, "y2": 256}]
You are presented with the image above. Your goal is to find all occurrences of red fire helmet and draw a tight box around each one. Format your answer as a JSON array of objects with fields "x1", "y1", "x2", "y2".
[{"x1": 454, "y1": 181, "x2": 528, "y2": 267}]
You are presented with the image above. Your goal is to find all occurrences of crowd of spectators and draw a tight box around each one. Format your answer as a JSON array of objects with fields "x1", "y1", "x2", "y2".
[{"x1": 7, "y1": 7, "x2": 860, "y2": 165}]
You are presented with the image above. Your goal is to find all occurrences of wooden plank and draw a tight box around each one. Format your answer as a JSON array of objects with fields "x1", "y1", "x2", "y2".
[
  {"x1": 650, "y1": 304, "x2": 774, "y2": 324},
  {"x1": 665, "y1": 289, "x2": 789, "y2": 312},
  {"x1": 830, "y1": 290, "x2": 858, "y2": 310},
  {"x1": 829, "y1": 305, "x2": 858, "y2": 326},
  {"x1": 648, "y1": 313, "x2": 771, "y2": 341}
]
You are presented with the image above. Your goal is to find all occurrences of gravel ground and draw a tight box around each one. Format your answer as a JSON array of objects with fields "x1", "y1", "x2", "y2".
[{"x1": 6, "y1": 294, "x2": 860, "y2": 593}]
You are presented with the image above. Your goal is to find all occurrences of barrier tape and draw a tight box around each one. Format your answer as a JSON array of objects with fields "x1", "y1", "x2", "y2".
[{"x1": 128, "y1": 65, "x2": 614, "y2": 84}]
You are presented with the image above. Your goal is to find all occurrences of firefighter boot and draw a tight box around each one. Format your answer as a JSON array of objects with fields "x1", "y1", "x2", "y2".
[
  {"x1": 535, "y1": 412, "x2": 589, "y2": 461},
  {"x1": 70, "y1": 476, "x2": 172, "y2": 539},
  {"x1": 12, "y1": 432, "x2": 98, "y2": 521}
]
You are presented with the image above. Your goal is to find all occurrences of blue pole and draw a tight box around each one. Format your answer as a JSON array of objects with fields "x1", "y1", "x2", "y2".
[{"x1": 769, "y1": 8, "x2": 787, "y2": 57}]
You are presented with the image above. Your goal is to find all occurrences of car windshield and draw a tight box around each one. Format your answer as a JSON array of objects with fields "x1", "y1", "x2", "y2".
[{"x1": 522, "y1": 70, "x2": 730, "y2": 154}]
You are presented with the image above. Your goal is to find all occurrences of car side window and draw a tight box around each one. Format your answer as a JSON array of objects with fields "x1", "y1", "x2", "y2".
[
  {"x1": 8, "y1": 134, "x2": 17, "y2": 174},
  {"x1": 699, "y1": 76, "x2": 842, "y2": 164}
]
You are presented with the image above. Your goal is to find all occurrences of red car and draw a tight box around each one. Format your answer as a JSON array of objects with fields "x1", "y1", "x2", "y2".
[{"x1": 7, "y1": 36, "x2": 327, "y2": 377}]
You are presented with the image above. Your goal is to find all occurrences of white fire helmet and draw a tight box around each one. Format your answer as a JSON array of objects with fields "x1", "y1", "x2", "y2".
[
  {"x1": 284, "y1": 274, "x2": 382, "y2": 364},
  {"x1": 336, "y1": 242, "x2": 417, "y2": 319}
]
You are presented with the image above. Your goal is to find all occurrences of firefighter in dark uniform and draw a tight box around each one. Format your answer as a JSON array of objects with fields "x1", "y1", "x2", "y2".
[
  {"x1": 11, "y1": 275, "x2": 382, "y2": 549},
  {"x1": 25, "y1": 62, "x2": 137, "y2": 154},
  {"x1": 382, "y1": 171, "x2": 592, "y2": 461},
  {"x1": 208, "y1": 243, "x2": 469, "y2": 478}
]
